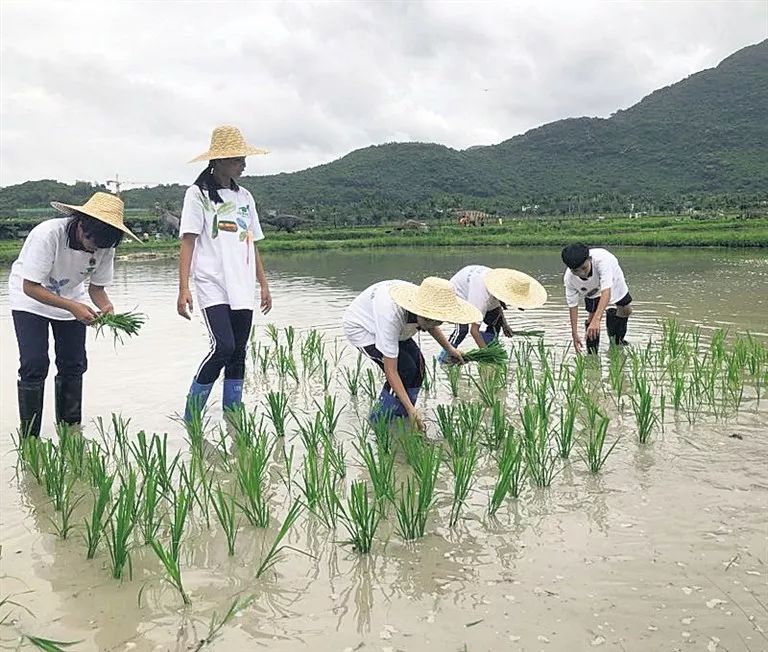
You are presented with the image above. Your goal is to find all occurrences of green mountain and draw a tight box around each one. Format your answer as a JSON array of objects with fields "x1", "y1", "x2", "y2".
[{"x1": 1, "y1": 40, "x2": 765, "y2": 220}]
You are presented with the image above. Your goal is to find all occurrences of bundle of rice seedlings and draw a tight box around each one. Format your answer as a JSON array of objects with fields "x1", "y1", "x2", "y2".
[
  {"x1": 462, "y1": 341, "x2": 508, "y2": 365},
  {"x1": 92, "y1": 311, "x2": 146, "y2": 345}
]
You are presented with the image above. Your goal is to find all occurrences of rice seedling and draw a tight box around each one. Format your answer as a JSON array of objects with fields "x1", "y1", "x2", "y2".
[
  {"x1": 448, "y1": 436, "x2": 480, "y2": 528},
  {"x1": 553, "y1": 399, "x2": 577, "y2": 459},
  {"x1": 58, "y1": 423, "x2": 86, "y2": 481},
  {"x1": 91, "y1": 310, "x2": 146, "y2": 346},
  {"x1": 631, "y1": 373, "x2": 659, "y2": 444},
  {"x1": 520, "y1": 403, "x2": 557, "y2": 488},
  {"x1": 17, "y1": 434, "x2": 43, "y2": 484},
  {"x1": 341, "y1": 354, "x2": 363, "y2": 397},
  {"x1": 608, "y1": 347, "x2": 627, "y2": 404},
  {"x1": 394, "y1": 442, "x2": 441, "y2": 540},
  {"x1": 258, "y1": 345, "x2": 271, "y2": 375},
  {"x1": 128, "y1": 430, "x2": 157, "y2": 479},
  {"x1": 295, "y1": 410, "x2": 325, "y2": 453},
  {"x1": 266, "y1": 323, "x2": 279, "y2": 348},
  {"x1": 235, "y1": 433, "x2": 273, "y2": 528},
  {"x1": 150, "y1": 539, "x2": 191, "y2": 605},
  {"x1": 471, "y1": 366, "x2": 505, "y2": 407},
  {"x1": 580, "y1": 409, "x2": 617, "y2": 474},
  {"x1": 180, "y1": 457, "x2": 214, "y2": 528},
  {"x1": 361, "y1": 368, "x2": 378, "y2": 403},
  {"x1": 150, "y1": 484, "x2": 192, "y2": 604},
  {"x1": 322, "y1": 432, "x2": 347, "y2": 479},
  {"x1": 275, "y1": 345, "x2": 299, "y2": 383},
  {"x1": 315, "y1": 394, "x2": 344, "y2": 436},
  {"x1": 462, "y1": 340, "x2": 508, "y2": 365},
  {"x1": 40, "y1": 440, "x2": 68, "y2": 511},
  {"x1": 105, "y1": 468, "x2": 138, "y2": 580},
  {"x1": 338, "y1": 481, "x2": 381, "y2": 553},
  {"x1": 264, "y1": 391, "x2": 290, "y2": 438},
  {"x1": 284, "y1": 325, "x2": 296, "y2": 352},
  {"x1": 446, "y1": 364, "x2": 462, "y2": 398},
  {"x1": 489, "y1": 427, "x2": 524, "y2": 515},
  {"x1": 483, "y1": 400, "x2": 507, "y2": 451},
  {"x1": 190, "y1": 594, "x2": 255, "y2": 651},
  {"x1": 23, "y1": 634, "x2": 83, "y2": 651},
  {"x1": 151, "y1": 434, "x2": 179, "y2": 495},
  {"x1": 456, "y1": 402, "x2": 484, "y2": 444},
  {"x1": 435, "y1": 404, "x2": 457, "y2": 442},
  {"x1": 355, "y1": 435, "x2": 395, "y2": 505},
  {"x1": 321, "y1": 359, "x2": 332, "y2": 392},
  {"x1": 368, "y1": 414, "x2": 394, "y2": 456},
  {"x1": 102, "y1": 413, "x2": 131, "y2": 465},
  {"x1": 139, "y1": 470, "x2": 164, "y2": 545},
  {"x1": 51, "y1": 478, "x2": 84, "y2": 540},
  {"x1": 300, "y1": 329, "x2": 325, "y2": 377},
  {"x1": 255, "y1": 499, "x2": 304, "y2": 578},
  {"x1": 84, "y1": 471, "x2": 114, "y2": 558},
  {"x1": 211, "y1": 485, "x2": 239, "y2": 556}
]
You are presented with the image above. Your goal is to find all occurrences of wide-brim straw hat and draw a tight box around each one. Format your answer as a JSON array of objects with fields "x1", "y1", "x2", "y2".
[
  {"x1": 390, "y1": 277, "x2": 483, "y2": 324},
  {"x1": 51, "y1": 192, "x2": 141, "y2": 243},
  {"x1": 189, "y1": 125, "x2": 269, "y2": 163},
  {"x1": 484, "y1": 268, "x2": 548, "y2": 309}
]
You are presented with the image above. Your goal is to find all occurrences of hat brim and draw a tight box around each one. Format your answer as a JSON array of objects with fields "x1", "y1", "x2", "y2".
[
  {"x1": 188, "y1": 146, "x2": 270, "y2": 163},
  {"x1": 51, "y1": 201, "x2": 142, "y2": 243},
  {"x1": 389, "y1": 284, "x2": 483, "y2": 324},
  {"x1": 484, "y1": 269, "x2": 548, "y2": 310}
]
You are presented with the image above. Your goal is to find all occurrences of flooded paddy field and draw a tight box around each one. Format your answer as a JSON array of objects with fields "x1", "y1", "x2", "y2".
[{"x1": 1, "y1": 246, "x2": 766, "y2": 652}]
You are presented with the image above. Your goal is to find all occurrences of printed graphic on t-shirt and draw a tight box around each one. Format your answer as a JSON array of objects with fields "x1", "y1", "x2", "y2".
[
  {"x1": 45, "y1": 277, "x2": 70, "y2": 295},
  {"x1": 211, "y1": 201, "x2": 237, "y2": 239},
  {"x1": 218, "y1": 220, "x2": 238, "y2": 233},
  {"x1": 81, "y1": 256, "x2": 97, "y2": 276}
]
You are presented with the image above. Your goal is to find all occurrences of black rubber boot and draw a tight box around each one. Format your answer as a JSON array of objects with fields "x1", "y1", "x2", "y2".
[
  {"x1": 18, "y1": 380, "x2": 44, "y2": 438},
  {"x1": 55, "y1": 375, "x2": 83, "y2": 426},
  {"x1": 585, "y1": 317, "x2": 600, "y2": 354},
  {"x1": 606, "y1": 309, "x2": 619, "y2": 345},
  {"x1": 615, "y1": 316, "x2": 629, "y2": 345}
]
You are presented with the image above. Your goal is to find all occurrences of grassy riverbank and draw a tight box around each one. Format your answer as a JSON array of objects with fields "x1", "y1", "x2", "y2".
[{"x1": 1, "y1": 214, "x2": 766, "y2": 263}]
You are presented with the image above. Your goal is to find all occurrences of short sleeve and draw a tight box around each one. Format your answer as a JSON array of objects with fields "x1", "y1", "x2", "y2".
[
  {"x1": 90, "y1": 248, "x2": 115, "y2": 286},
  {"x1": 246, "y1": 191, "x2": 264, "y2": 242},
  {"x1": 21, "y1": 224, "x2": 57, "y2": 284},
  {"x1": 564, "y1": 271, "x2": 580, "y2": 308},
  {"x1": 179, "y1": 186, "x2": 205, "y2": 236},
  {"x1": 372, "y1": 288, "x2": 402, "y2": 358}
]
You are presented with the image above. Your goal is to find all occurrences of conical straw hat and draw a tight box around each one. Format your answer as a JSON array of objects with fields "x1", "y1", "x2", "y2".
[
  {"x1": 189, "y1": 125, "x2": 269, "y2": 162},
  {"x1": 390, "y1": 277, "x2": 483, "y2": 324},
  {"x1": 51, "y1": 192, "x2": 141, "y2": 243},
  {"x1": 484, "y1": 268, "x2": 548, "y2": 309}
]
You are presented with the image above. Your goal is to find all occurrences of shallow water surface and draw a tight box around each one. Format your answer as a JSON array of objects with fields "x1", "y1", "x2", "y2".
[{"x1": 0, "y1": 246, "x2": 766, "y2": 651}]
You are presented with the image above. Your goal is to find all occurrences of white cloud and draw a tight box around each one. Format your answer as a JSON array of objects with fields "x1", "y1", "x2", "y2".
[{"x1": 0, "y1": 0, "x2": 765, "y2": 187}]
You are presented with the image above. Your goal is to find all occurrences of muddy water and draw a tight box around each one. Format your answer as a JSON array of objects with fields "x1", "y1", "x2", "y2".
[{"x1": 1, "y1": 246, "x2": 766, "y2": 652}]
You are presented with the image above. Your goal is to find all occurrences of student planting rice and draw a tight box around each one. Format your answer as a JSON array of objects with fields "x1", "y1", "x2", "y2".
[
  {"x1": 561, "y1": 244, "x2": 633, "y2": 354},
  {"x1": 439, "y1": 266, "x2": 547, "y2": 362},
  {"x1": 178, "y1": 126, "x2": 272, "y2": 419},
  {"x1": 8, "y1": 192, "x2": 140, "y2": 437},
  {"x1": 342, "y1": 277, "x2": 481, "y2": 431}
]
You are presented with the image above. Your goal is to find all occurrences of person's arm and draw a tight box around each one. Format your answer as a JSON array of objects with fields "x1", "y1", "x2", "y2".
[
  {"x1": 23, "y1": 280, "x2": 97, "y2": 324},
  {"x1": 500, "y1": 311, "x2": 513, "y2": 337},
  {"x1": 88, "y1": 285, "x2": 114, "y2": 314},
  {"x1": 469, "y1": 323, "x2": 486, "y2": 348},
  {"x1": 428, "y1": 325, "x2": 465, "y2": 362},
  {"x1": 569, "y1": 305, "x2": 582, "y2": 353},
  {"x1": 382, "y1": 356, "x2": 424, "y2": 431},
  {"x1": 586, "y1": 288, "x2": 611, "y2": 340},
  {"x1": 254, "y1": 245, "x2": 271, "y2": 314},
  {"x1": 177, "y1": 233, "x2": 196, "y2": 319}
]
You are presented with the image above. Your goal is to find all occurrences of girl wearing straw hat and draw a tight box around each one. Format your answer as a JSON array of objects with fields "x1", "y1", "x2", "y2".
[
  {"x1": 8, "y1": 192, "x2": 140, "y2": 437},
  {"x1": 439, "y1": 266, "x2": 548, "y2": 362},
  {"x1": 178, "y1": 125, "x2": 272, "y2": 420},
  {"x1": 342, "y1": 277, "x2": 481, "y2": 431}
]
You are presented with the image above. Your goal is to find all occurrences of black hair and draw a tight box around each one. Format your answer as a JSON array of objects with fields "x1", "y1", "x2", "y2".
[
  {"x1": 561, "y1": 243, "x2": 590, "y2": 269},
  {"x1": 66, "y1": 211, "x2": 124, "y2": 250},
  {"x1": 193, "y1": 161, "x2": 239, "y2": 204}
]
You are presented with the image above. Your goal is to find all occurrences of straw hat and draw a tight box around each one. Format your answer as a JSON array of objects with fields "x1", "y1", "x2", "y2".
[
  {"x1": 390, "y1": 277, "x2": 483, "y2": 324},
  {"x1": 189, "y1": 125, "x2": 269, "y2": 163},
  {"x1": 484, "y1": 268, "x2": 548, "y2": 309},
  {"x1": 51, "y1": 192, "x2": 141, "y2": 243}
]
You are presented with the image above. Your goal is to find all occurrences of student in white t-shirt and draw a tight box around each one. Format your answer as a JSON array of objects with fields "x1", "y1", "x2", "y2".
[
  {"x1": 8, "y1": 192, "x2": 140, "y2": 437},
  {"x1": 561, "y1": 244, "x2": 633, "y2": 354},
  {"x1": 342, "y1": 277, "x2": 481, "y2": 432},
  {"x1": 440, "y1": 266, "x2": 548, "y2": 361},
  {"x1": 177, "y1": 126, "x2": 272, "y2": 420}
]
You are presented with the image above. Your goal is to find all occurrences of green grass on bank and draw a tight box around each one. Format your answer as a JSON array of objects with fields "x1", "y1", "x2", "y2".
[{"x1": 0, "y1": 214, "x2": 766, "y2": 263}]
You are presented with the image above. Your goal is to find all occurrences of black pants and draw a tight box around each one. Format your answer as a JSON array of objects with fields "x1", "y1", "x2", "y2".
[
  {"x1": 13, "y1": 310, "x2": 87, "y2": 382},
  {"x1": 195, "y1": 304, "x2": 253, "y2": 384},
  {"x1": 447, "y1": 306, "x2": 504, "y2": 348},
  {"x1": 361, "y1": 338, "x2": 425, "y2": 391},
  {"x1": 584, "y1": 293, "x2": 632, "y2": 349}
]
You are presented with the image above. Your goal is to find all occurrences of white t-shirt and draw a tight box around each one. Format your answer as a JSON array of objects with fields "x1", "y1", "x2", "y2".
[
  {"x1": 8, "y1": 218, "x2": 115, "y2": 320},
  {"x1": 450, "y1": 265, "x2": 500, "y2": 323},
  {"x1": 342, "y1": 280, "x2": 419, "y2": 358},
  {"x1": 179, "y1": 184, "x2": 265, "y2": 311},
  {"x1": 564, "y1": 248, "x2": 629, "y2": 308}
]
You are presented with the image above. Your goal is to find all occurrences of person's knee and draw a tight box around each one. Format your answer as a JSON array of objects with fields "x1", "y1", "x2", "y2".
[
  {"x1": 617, "y1": 305, "x2": 633, "y2": 318},
  {"x1": 213, "y1": 337, "x2": 236, "y2": 362},
  {"x1": 20, "y1": 353, "x2": 50, "y2": 383}
]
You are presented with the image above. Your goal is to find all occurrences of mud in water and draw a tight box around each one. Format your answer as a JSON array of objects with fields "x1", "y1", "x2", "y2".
[{"x1": 1, "y1": 246, "x2": 766, "y2": 652}]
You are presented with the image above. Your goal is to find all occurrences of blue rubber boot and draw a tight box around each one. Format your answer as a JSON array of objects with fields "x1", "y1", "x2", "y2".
[
  {"x1": 184, "y1": 379, "x2": 214, "y2": 422},
  {"x1": 222, "y1": 378, "x2": 244, "y2": 411}
]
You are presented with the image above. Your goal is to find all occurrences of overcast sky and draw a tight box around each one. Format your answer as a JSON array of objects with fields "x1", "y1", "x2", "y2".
[{"x1": 1, "y1": 0, "x2": 765, "y2": 188}]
